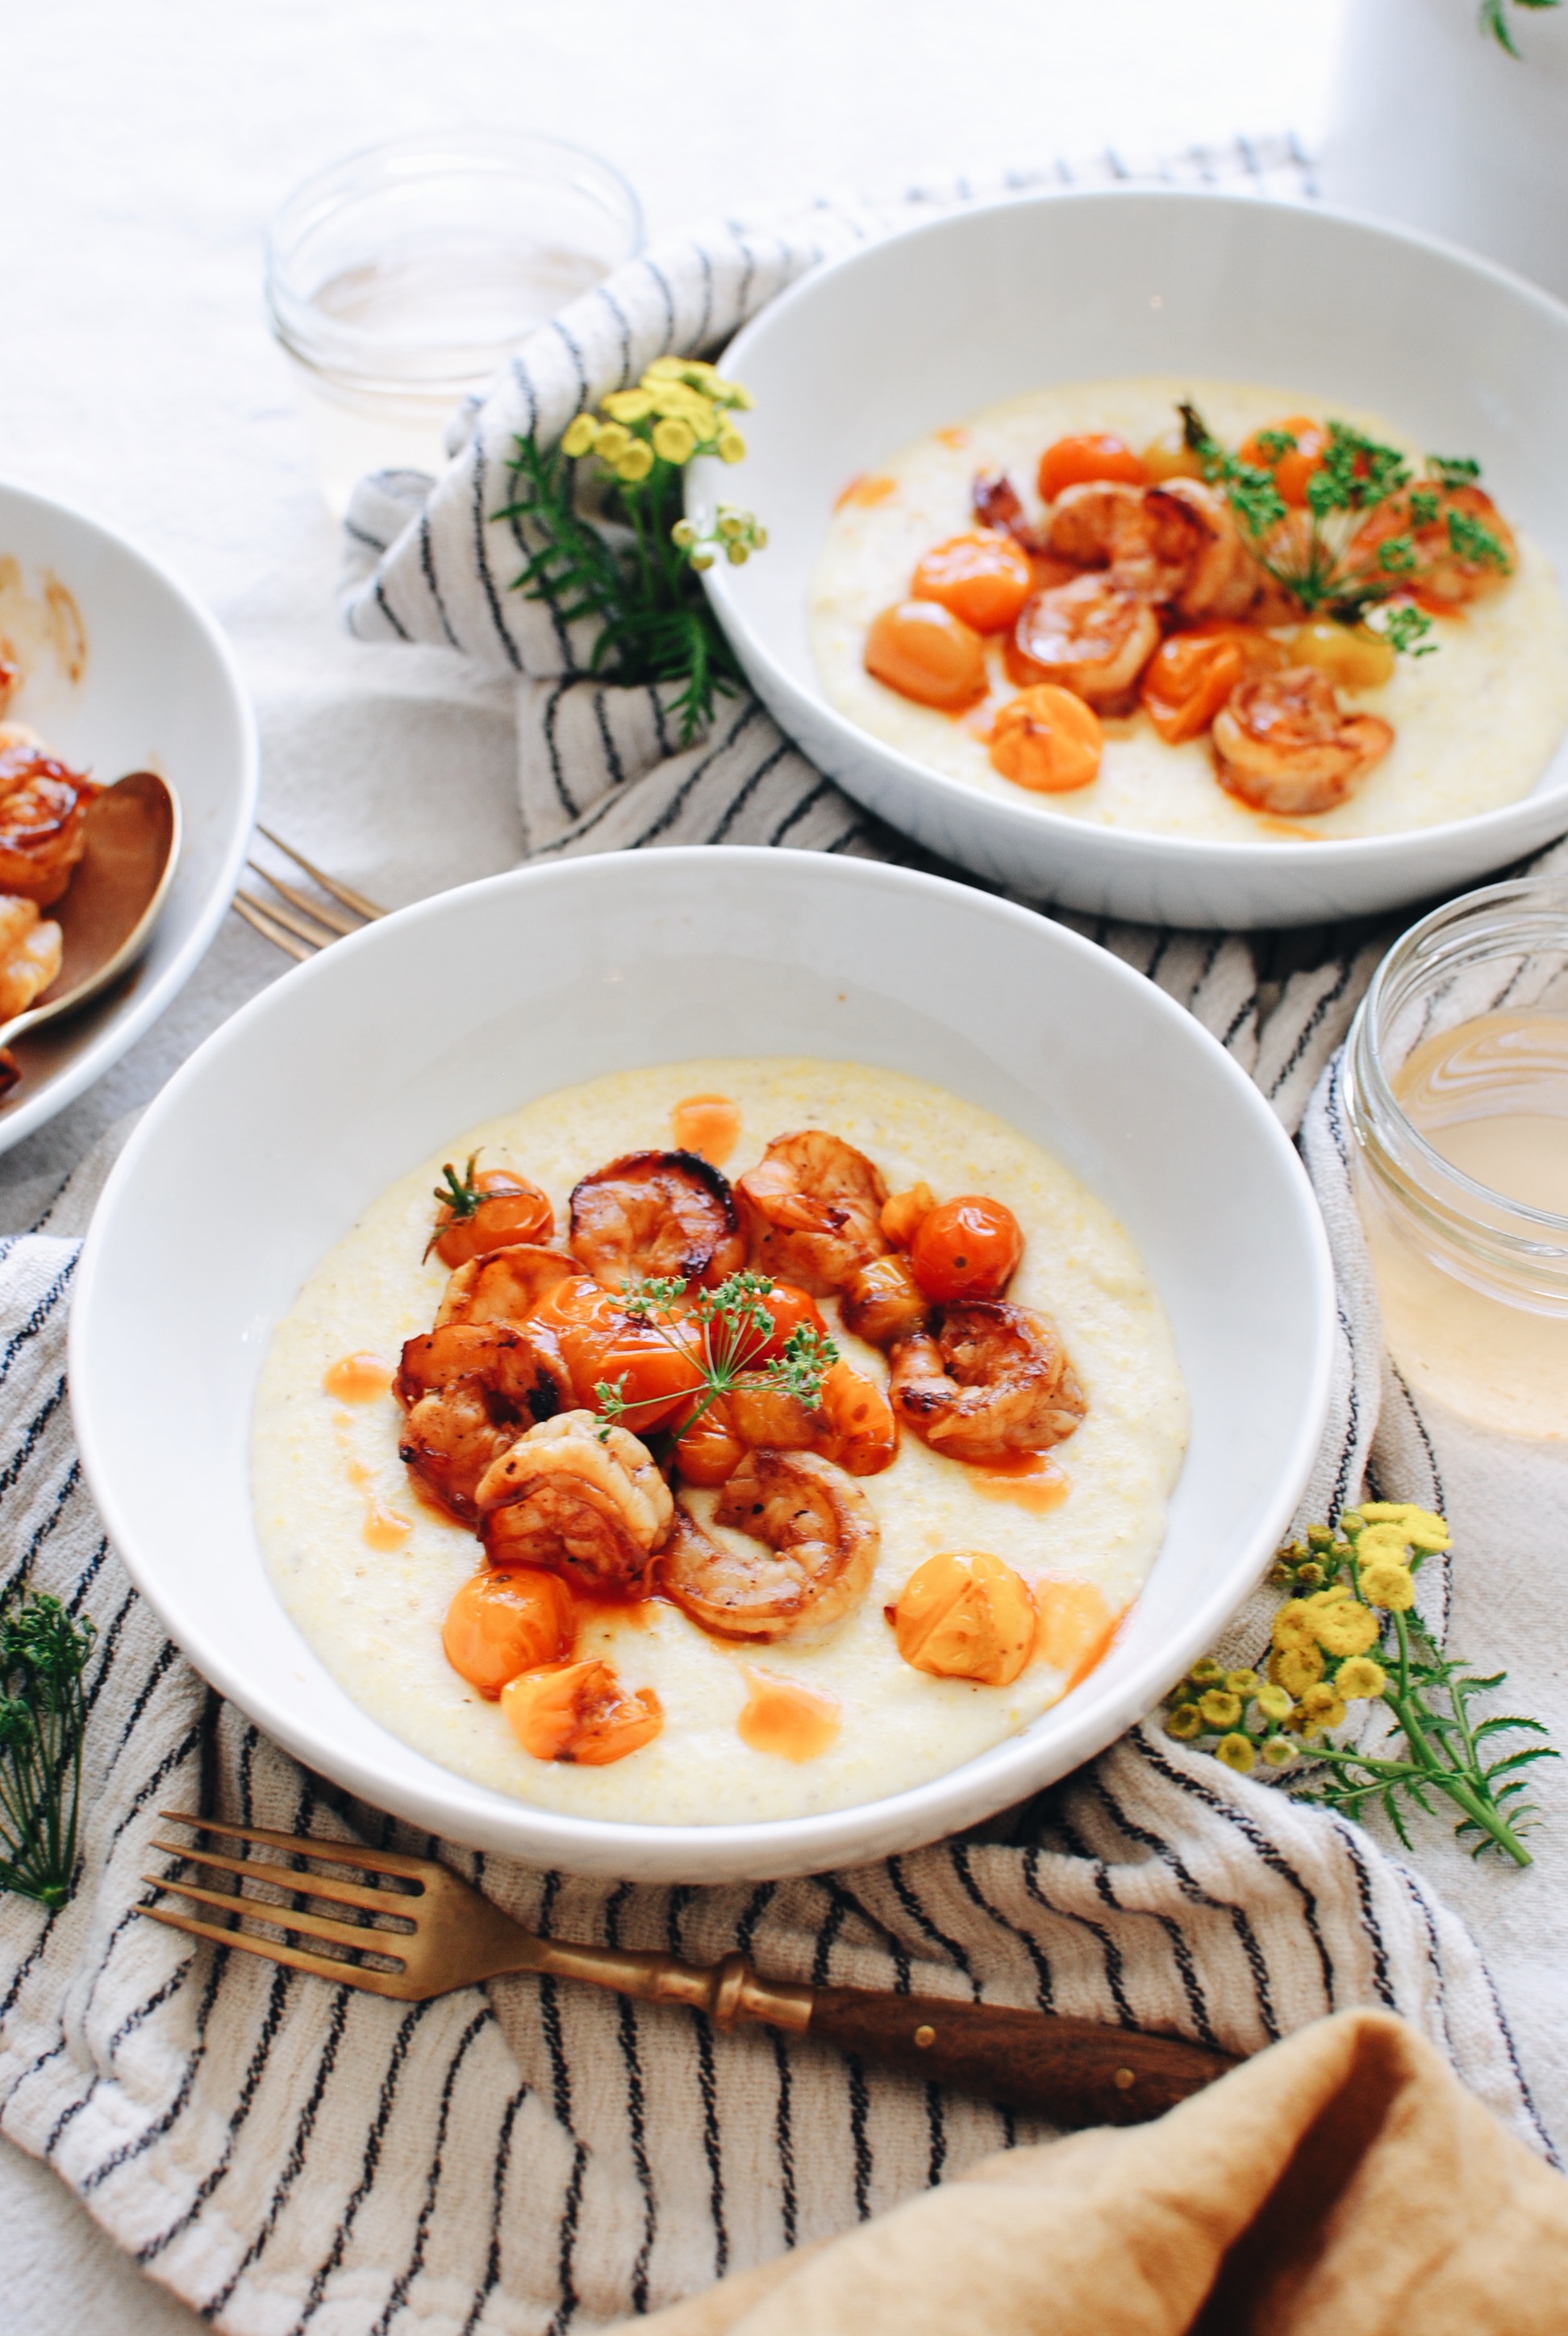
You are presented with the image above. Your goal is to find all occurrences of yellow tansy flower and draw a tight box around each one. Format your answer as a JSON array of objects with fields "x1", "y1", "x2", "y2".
[
  {"x1": 718, "y1": 427, "x2": 747, "y2": 464},
  {"x1": 1165, "y1": 1703, "x2": 1203, "y2": 1742},
  {"x1": 1335, "y1": 1656, "x2": 1387, "y2": 1700},
  {"x1": 652, "y1": 416, "x2": 697, "y2": 465},
  {"x1": 1216, "y1": 1733, "x2": 1256, "y2": 1775},
  {"x1": 1261, "y1": 1736, "x2": 1296, "y2": 1769},
  {"x1": 1199, "y1": 1690, "x2": 1243, "y2": 1730},
  {"x1": 1272, "y1": 1600, "x2": 1318, "y2": 1654},
  {"x1": 594, "y1": 422, "x2": 632, "y2": 465},
  {"x1": 1357, "y1": 1501, "x2": 1449, "y2": 1552},
  {"x1": 1255, "y1": 1683, "x2": 1293, "y2": 1723},
  {"x1": 1188, "y1": 1658, "x2": 1224, "y2": 1687},
  {"x1": 1305, "y1": 1583, "x2": 1353, "y2": 1608},
  {"x1": 1270, "y1": 1644, "x2": 1324, "y2": 1698},
  {"x1": 1299, "y1": 1682, "x2": 1348, "y2": 1730},
  {"x1": 560, "y1": 414, "x2": 598, "y2": 458},
  {"x1": 1356, "y1": 1521, "x2": 1415, "y2": 1570},
  {"x1": 643, "y1": 357, "x2": 688, "y2": 381},
  {"x1": 616, "y1": 440, "x2": 655, "y2": 483},
  {"x1": 603, "y1": 388, "x2": 657, "y2": 424},
  {"x1": 1225, "y1": 1669, "x2": 1260, "y2": 1697},
  {"x1": 1312, "y1": 1602, "x2": 1381, "y2": 1658},
  {"x1": 1362, "y1": 1560, "x2": 1415, "y2": 1612}
]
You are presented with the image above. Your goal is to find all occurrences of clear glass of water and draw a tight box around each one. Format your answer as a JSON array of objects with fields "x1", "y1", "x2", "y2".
[{"x1": 265, "y1": 129, "x2": 643, "y2": 516}]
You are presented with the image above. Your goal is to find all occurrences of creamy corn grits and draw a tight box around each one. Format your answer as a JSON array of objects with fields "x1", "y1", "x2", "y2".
[
  {"x1": 252, "y1": 1059, "x2": 1188, "y2": 1825},
  {"x1": 809, "y1": 376, "x2": 1568, "y2": 841}
]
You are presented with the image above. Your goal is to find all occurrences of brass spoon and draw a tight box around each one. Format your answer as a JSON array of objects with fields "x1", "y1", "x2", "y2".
[{"x1": 0, "y1": 770, "x2": 182, "y2": 1050}]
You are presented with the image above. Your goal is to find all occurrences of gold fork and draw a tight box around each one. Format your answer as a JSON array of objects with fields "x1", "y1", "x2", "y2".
[
  {"x1": 233, "y1": 824, "x2": 387, "y2": 962},
  {"x1": 141, "y1": 1812, "x2": 1237, "y2": 2129}
]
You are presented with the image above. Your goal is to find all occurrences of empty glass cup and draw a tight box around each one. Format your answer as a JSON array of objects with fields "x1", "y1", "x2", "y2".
[{"x1": 265, "y1": 129, "x2": 643, "y2": 515}]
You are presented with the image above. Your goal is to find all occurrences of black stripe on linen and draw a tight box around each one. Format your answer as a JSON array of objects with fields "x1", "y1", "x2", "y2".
[
  {"x1": 136, "y1": 1962, "x2": 296, "y2": 2263},
  {"x1": 536, "y1": 1874, "x2": 588, "y2": 2336},
  {"x1": 886, "y1": 1858, "x2": 979, "y2": 1998},
  {"x1": 285, "y1": 2000, "x2": 432, "y2": 2336},
  {"x1": 372, "y1": 581, "x2": 412, "y2": 642},
  {"x1": 0, "y1": 1249, "x2": 77, "y2": 1387},
  {"x1": 0, "y1": 1374, "x2": 69, "y2": 1505},
  {"x1": 81, "y1": 1587, "x2": 137, "y2": 1714},
  {"x1": 102, "y1": 1639, "x2": 181, "y2": 1783},
  {"x1": 81, "y1": 1947, "x2": 228, "y2": 2195},
  {"x1": 198, "y1": 1986, "x2": 353, "y2": 2321},
  {"x1": 1020, "y1": 1846, "x2": 1136, "y2": 2029},
  {"x1": 594, "y1": 281, "x2": 634, "y2": 386},
  {"x1": 1134, "y1": 1734, "x2": 1337, "y2": 2008},
  {"x1": 643, "y1": 257, "x2": 678, "y2": 348},
  {"x1": 106, "y1": 1712, "x2": 205, "y2": 1847},
  {"x1": 367, "y1": 2006, "x2": 492, "y2": 2336},
  {"x1": 669, "y1": 1883, "x2": 729, "y2": 2280},
  {"x1": 469, "y1": 419, "x2": 524, "y2": 671},
  {"x1": 627, "y1": 698, "x2": 768, "y2": 849},
  {"x1": 708, "y1": 742, "x2": 791, "y2": 841},
  {"x1": 418, "y1": 517, "x2": 461, "y2": 649},
  {"x1": 0, "y1": 1904, "x2": 63, "y2": 2025},
  {"x1": 769, "y1": 2030, "x2": 799, "y2": 2249},
  {"x1": 691, "y1": 245, "x2": 715, "y2": 353},
  {"x1": 1067, "y1": 1811, "x2": 1219, "y2": 2052},
  {"x1": 1092, "y1": 1772, "x2": 1274, "y2": 2045},
  {"x1": 648, "y1": 683, "x2": 673, "y2": 760},
  {"x1": 592, "y1": 686, "x2": 628, "y2": 792},
  {"x1": 1, "y1": 1454, "x2": 85, "y2": 1600},
  {"x1": 459, "y1": 2079, "x2": 531, "y2": 2336},
  {"x1": 813, "y1": 1875, "x2": 912, "y2": 1990},
  {"x1": 543, "y1": 680, "x2": 579, "y2": 820},
  {"x1": 1327, "y1": 1818, "x2": 1397, "y2": 2010},
  {"x1": 1328, "y1": 1299, "x2": 1362, "y2": 1525},
  {"x1": 548, "y1": 314, "x2": 591, "y2": 412},
  {"x1": 924, "y1": 2081, "x2": 948, "y2": 2188},
  {"x1": 735, "y1": 1880, "x2": 776, "y2": 1954},
  {"x1": 606, "y1": 1879, "x2": 657, "y2": 2313},
  {"x1": 767, "y1": 776, "x2": 834, "y2": 847},
  {"x1": 1265, "y1": 955, "x2": 1358, "y2": 1107},
  {"x1": 40, "y1": 1957, "x2": 195, "y2": 2162},
  {"x1": 945, "y1": 1843, "x2": 1055, "y2": 2012},
  {"x1": 728, "y1": 224, "x2": 757, "y2": 323},
  {"x1": 65, "y1": 1531, "x2": 111, "y2": 1614},
  {"x1": 847, "y1": 2053, "x2": 874, "y2": 2220}
]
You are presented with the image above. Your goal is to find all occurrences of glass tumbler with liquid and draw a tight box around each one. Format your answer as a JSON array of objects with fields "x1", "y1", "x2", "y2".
[
  {"x1": 1345, "y1": 878, "x2": 1568, "y2": 1438},
  {"x1": 265, "y1": 130, "x2": 642, "y2": 516}
]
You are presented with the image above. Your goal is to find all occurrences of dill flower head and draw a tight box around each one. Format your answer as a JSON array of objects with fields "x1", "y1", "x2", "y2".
[
  {"x1": 1362, "y1": 1559, "x2": 1416, "y2": 1612},
  {"x1": 1312, "y1": 1601, "x2": 1381, "y2": 1658},
  {"x1": 1335, "y1": 1656, "x2": 1387, "y2": 1701},
  {"x1": 1216, "y1": 1733, "x2": 1256, "y2": 1775},
  {"x1": 1165, "y1": 1702, "x2": 1203, "y2": 1742},
  {"x1": 1199, "y1": 1689, "x2": 1243, "y2": 1730}
]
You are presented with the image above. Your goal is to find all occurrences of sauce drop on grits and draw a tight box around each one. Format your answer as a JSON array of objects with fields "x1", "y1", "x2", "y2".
[
  {"x1": 810, "y1": 375, "x2": 1568, "y2": 842},
  {"x1": 251, "y1": 1058, "x2": 1189, "y2": 1826}
]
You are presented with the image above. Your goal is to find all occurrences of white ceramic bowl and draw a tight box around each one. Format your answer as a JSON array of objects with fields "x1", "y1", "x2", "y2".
[
  {"x1": 71, "y1": 849, "x2": 1332, "y2": 1882},
  {"x1": 0, "y1": 480, "x2": 256, "y2": 1150},
  {"x1": 697, "y1": 190, "x2": 1568, "y2": 931}
]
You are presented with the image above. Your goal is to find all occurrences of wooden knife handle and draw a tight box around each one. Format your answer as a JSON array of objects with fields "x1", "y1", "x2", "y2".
[{"x1": 806, "y1": 1988, "x2": 1237, "y2": 2128}]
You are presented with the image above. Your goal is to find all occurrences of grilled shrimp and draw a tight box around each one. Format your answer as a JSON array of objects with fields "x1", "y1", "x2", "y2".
[
  {"x1": 1349, "y1": 482, "x2": 1516, "y2": 609},
  {"x1": 658, "y1": 1449, "x2": 878, "y2": 1641},
  {"x1": 395, "y1": 1321, "x2": 571, "y2": 1521},
  {"x1": 476, "y1": 1410, "x2": 674, "y2": 1591},
  {"x1": 569, "y1": 1149, "x2": 746, "y2": 1290},
  {"x1": 1011, "y1": 575, "x2": 1160, "y2": 710},
  {"x1": 0, "y1": 895, "x2": 60, "y2": 1020},
  {"x1": 1047, "y1": 479, "x2": 1261, "y2": 619},
  {"x1": 1211, "y1": 667, "x2": 1395, "y2": 816},
  {"x1": 436, "y1": 1244, "x2": 576, "y2": 1329},
  {"x1": 971, "y1": 470, "x2": 1046, "y2": 557},
  {"x1": 888, "y1": 1299, "x2": 1086, "y2": 1466},
  {"x1": 0, "y1": 740, "x2": 98, "y2": 906},
  {"x1": 735, "y1": 1129, "x2": 890, "y2": 1295}
]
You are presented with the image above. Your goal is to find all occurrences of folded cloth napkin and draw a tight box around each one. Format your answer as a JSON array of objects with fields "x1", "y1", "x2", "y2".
[
  {"x1": 614, "y1": 2010, "x2": 1568, "y2": 2336},
  {"x1": 2, "y1": 135, "x2": 1563, "y2": 2336}
]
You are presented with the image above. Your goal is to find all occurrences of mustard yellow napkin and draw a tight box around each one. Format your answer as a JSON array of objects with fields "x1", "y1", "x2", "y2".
[{"x1": 619, "y1": 2010, "x2": 1568, "y2": 2336}]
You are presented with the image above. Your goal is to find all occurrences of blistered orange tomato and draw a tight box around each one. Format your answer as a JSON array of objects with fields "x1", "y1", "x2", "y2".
[
  {"x1": 441, "y1": 1566, "x2": 575, "y2": 1698},
  {"x1": 430, "y1": 1168, "x2": 553, "y2": 1268},
  {"x1": 1141, "y1": 627, "x2": 1287, "y2": 745},
  {"x1": 911, "y1": 530, "x2": 1034, "y2": 634},
  {"x1": 539, "y1": 1277, "x2": 703, "y2": 1429},
  {"x1": 1238, "y1": 415, "x2": 1326, "y2": 508},
  {"x1": 987, "y1": 686, "x2": 1103, "y2": 794},
  {"x1": 864, "y1": 601, "x2": 988, "y2": 711},
  {"x1": 910, "y1": 1195, "x2": 1024, "y2": 1303},
  {"x1": 880, "y1": 1183, "x2": 935, "y2": 1248},
  {"x1": 893, "y1": 1550, "x2": 1036, "y2": 1686},
  {"x1": 673, "y1": 1398, "x2": 748, "y2": 1486},
  {"x1": 752, "y1": 1280, "x2": 828, "y2": 1363},
  {"x1": 502, "y1": 1659, "x2": 663, "y2": 1764},
  {"x1": 1037, "y1": 433, "x2": 1147, "y2": 503},
  {"x1": 815, "y1": 1359, "x2": 898, "y2": 1476}
]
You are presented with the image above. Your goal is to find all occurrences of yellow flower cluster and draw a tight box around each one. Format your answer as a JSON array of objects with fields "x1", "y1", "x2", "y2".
[{"x1": 559, "y1": 357, "x2": 752, "y2": 482}]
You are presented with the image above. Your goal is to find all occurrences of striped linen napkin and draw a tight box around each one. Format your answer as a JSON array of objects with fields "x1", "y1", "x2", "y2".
[{"x1": 0, "y1": 135, "x2": 1562, "y2": 2334}]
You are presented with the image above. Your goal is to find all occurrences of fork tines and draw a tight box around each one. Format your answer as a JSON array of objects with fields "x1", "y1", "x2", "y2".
[
  {"x1": 235, "y1": 827, "x2": 389, "y2": 962},
  {"x1": 141, "y1": 1810, "x2": 428, "y2": 1998}
]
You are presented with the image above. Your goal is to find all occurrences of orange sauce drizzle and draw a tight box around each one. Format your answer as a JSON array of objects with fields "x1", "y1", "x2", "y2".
[
  {"x1": 835, "y1": 473, "x2": 897, "y2": 511},
  {"x1": 935, "y1": 426, "x2": 970, "y2": 450},
  {"x1": 670, "y1": 1091, "x2": 741, "y2": 1166},
  {"x1": 1034, "y1": 1580, "x2": 1126, "y2": 1688},
  {"x1": 323, "y1": 1352, "x2": 395, "y2": 1402},
  {"x1": 331, "y1": 1404, "x2": 411, "y2": 1550},
  {"x1": 737, "y1": 1667, "x2": 840, "y2": 1762},
  {"x1": 969, "y1": 1454, "x2": 1070, "y2": 1514}
]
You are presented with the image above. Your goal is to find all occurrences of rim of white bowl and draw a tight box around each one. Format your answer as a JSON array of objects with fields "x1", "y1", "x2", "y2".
[
  {"x1": 700, "y1": 185, "x2": 1568, "y2": 878},
  {"x1": 0, "y1": 477, "x2": 259, "y2": 1153},
  {"x1": 70, "y1": 849, "x2": 1334, "y2": 1878}
]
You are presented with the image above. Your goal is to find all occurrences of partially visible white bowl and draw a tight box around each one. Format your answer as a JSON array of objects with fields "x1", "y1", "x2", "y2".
[
  {"x1": 71, "y1": 849, "x2": 1332, "y2": 1882},
  {"x1": 698, "y1": 190, "x2": 1568, "y2": 930},
  {"x1": 0, "y1": 481, "x2": 257, "y2": 1149}
]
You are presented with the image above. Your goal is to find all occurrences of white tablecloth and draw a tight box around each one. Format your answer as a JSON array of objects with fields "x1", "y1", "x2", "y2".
[{"x1": 0, "y1": 2, "x2": 1345, "y2": 2324}]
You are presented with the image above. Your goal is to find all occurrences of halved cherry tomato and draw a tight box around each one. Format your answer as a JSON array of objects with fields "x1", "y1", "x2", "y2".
[
  {"x1": 441, "y1": 1566, "x2": 575, "y2": 1698},
  {"x1": 911, "y1": 530, "x2": 1034, "y2": 634},
  {"x1": 1237, "y1": 415, "x2": 1326, "y2": 509},
  {"x1": 910, "y1": 1195, "x2": 1024, "y2": 1302},
  {"x1": 673, "y1": 1398, "x2": 748, "y2": 1486},
  {"x1": 864, "y1": 601, "x2": 988, "y2": 710},
  {"x1": 880, "y1": 1184, "x2": 935, "y2": 1248},
  {"x1": 1037, "y1": 433, "x2": 1146, "y2": 503},
  {"x1": 502, "y1": 1660, "x2": 663, "y2": 1764},
  {"x1": 987, "y1": 686, "x2": 1103, "y2": 793},
  {"x1": 536, "y1": 1276, "x2": 703, "y2": 1429},
  {"x1": 1140, "y1": 626, "x2": 1288, "y2": 745},
  {"x1": 752, "y1": 1281, "x2": 828, "y2": 1363},
  {"x1": 430, "y1": 1169, "x2": 553, "y2": 1268},
  {"x1": 815, "y1": 1360, "x2": 898, "y2": 1476}
]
